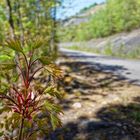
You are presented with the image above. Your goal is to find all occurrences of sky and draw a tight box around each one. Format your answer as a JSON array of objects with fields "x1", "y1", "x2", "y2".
[{"x1": 57, "y1": 0, "x2": 105, "y2": 19}]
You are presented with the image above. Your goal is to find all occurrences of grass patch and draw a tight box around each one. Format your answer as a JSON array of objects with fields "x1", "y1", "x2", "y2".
[
  {"x1": 65, "y1": 45, "x2": 100, "y2": 54},
  {"x1": 64, "y1": 45, "x2": 140, "y2": 59}
]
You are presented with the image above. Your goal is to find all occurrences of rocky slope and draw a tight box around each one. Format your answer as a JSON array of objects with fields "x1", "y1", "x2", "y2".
[
  {"x1": 59, "y1": 28, "x2": 140, "y2": 58},
  {"x1": 62, "y1": 4, "x2": 104, "y2": 27}
]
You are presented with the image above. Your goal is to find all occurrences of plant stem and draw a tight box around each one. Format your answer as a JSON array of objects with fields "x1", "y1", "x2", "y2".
[
  {"x1": 18, "y1": 117, "x2": 24, "y2": 140},
  {"x1": 22, "y1": 52, "x2": 29, "y2": 68},
  {"x1": 29, "y1": 67, "x2": 43, "y2": 84}
]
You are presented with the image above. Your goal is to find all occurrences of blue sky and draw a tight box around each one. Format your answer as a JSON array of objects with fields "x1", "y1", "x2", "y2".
[{"x1": 57, "y1": 0, "x2": 105, "y2": 19}]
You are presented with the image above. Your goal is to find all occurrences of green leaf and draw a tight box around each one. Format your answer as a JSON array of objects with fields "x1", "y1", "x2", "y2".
[
  {"x1": 44, "y1": 86, "x2": 63, "y2": 99},
  {"x1": 33, "y1": 37, "x2": 44, "y2": 49},
  {"x1": 5, "y1": 39, "x2": 23, "y2": 52},
  {"x1": 44, "y1": 64, "x2": 63, "y2": 79},
  {"x1": 0, "y1": 62, "x2": 16, "y2": 70},
  {"x1": 0, "y1": 131, "x2": 3, "y2": 137},
  {"x1": 45, "y1": 100, "x2": 62, "y2": 113},
  {"x1": 50, "y1": 114, "x2": 61, "y2": 130},
  {"x1": 0, "y1": 55, "x2": 12, "y2": 61},
  {"x1": 26, "y1": 37, "x2": 44, "y2": 50},
  {"x1": 38, "y1": 56, "x2": 53, "y2": 65},
  {"x1": 11, "y1": 73, "x2": 19, "y2": 82}
]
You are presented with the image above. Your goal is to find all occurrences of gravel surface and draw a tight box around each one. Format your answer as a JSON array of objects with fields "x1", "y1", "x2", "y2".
[
  {"x1": 51, "y1": 51, "x2": 140, "y2": 140},
  {"x1": 60, "y1": 48, "x2": 140, "y2": 85}
]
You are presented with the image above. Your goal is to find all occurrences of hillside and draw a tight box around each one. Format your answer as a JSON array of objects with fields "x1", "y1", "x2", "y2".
[
  {"x1": 78, "y1": 3, "x2": 105, "y2": 17},
  {"x1": 58, "y1": 0, "x2": 140, "y2": 42},
  {"x1": 62, "y1": 3, "x2": 104, "y2": 27},
  {"x1": 59, "y1": 28, "x2": 140, "y2": 59}
]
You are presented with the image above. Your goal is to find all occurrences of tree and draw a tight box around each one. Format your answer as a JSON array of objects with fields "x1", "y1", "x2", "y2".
[
  {"x1": 5, "y1": 0, "x2": 15, "y2": 38},
  {"x1": 0, "y1": 0, "x2": 60, "y2": 54}
]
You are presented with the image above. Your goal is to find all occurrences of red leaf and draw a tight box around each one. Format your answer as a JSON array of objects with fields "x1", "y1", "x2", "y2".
[
  {"x1": 27, "y1": 92, "x2": 31, "y2": 100},
  {"x1": 12, "y1": 106, "x2": 20, "y2": 114}
]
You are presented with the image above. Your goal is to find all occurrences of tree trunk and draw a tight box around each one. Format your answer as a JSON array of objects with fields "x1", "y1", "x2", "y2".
[
  {"x1": 6, "y1": 0, "x2": 15, "y2": 38},
  {"x1": 50, "y1": 1, "x2": 58, "y2": 56},
  {"x1": 17, "y1": 0, "x2": 24, "y2": 46}
]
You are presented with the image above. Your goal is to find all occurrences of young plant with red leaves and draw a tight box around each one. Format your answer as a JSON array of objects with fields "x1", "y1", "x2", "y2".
[{"x1": 0, "y1": 38, "x2": 63, "y2": 140}]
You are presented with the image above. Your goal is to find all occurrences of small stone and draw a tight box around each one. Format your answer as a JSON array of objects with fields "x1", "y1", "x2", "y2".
[
  {"x1": 64, "y1": 76, "x2": 73, "y2": 83},
  {"x1": 12, "y1": 129, "x2": 18, "y2": 137},
  {"x1": 72, "y1": 102, "x2": 82, "y2": 109},
  {"x1": 107, "y1": 94, "x2": 120, "y2": 102},
  {"x1": 102, "y1": 101, "x2": 108, "y2": 105},
  {"x1": 123, "y1": 125, "x2": 127, "y2": 130},
  {"x1": 65, "y1": 86, "x2": 72, "y2": 92},
  {"x1": 120, "y1": 136, "x2": 131, "y2": 140},
  {"x1": 116, "y1": 123, "x2": 122, "y2": 127}
]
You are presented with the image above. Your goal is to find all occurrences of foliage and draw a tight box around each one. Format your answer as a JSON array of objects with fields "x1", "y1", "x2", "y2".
[
  {"x1": 63, "y1": 45, "x2": 100, "y2": 54},
  {"x1": 0, "y1": 1, "x2": 63, "y2": 139},
  {"x1": 0, "y1": 0, "x2": 60, "y2": 56},
  {"x1": 59, "y1": 0, "x2": 140, "y2": 41},
  {"x1": 0, "y1": 38, "x2": 63, "y2": 140},
  {"x1": 64, "y1": 44, "x2": 140, "y2": 59}
]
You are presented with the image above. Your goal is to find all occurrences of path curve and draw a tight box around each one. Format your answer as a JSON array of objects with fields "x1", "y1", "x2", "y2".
[{"x1": 60, "y1": 48, "x2": 140, "y2": 85}]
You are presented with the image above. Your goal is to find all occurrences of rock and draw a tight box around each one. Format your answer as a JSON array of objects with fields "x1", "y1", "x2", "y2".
[
  {"x1": 12, "y1": 129, "x2": 18, "y2": 137},
  {"x1": 60, "y1": 66, "x2": 71, "y2": 72},
  {"x1": 64, "y1": 76, "x2": 73, "y2": 83},
  {"x1": 120, "y1": 136, "x2": 134, "y2": 140},
  {"x1": 65, "y1": 86, "x2": 73, "y2": 92},
  {"x1": 116, "y1": 123, "x2": 122, "y2": 127},
  {"x1": 72, "y1": 102, "x2": 82, "y2": 109},
  {"x1": 107, "y1": 94, "x2": 120, "y2": 102}
]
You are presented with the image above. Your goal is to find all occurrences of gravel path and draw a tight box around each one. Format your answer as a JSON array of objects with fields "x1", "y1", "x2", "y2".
[
  {"x1": 60, "y1": 48, "x2": 140, "y2": 86},
  {"x1": 54, "y1": 51, "x2": 140, "y2": 140}
]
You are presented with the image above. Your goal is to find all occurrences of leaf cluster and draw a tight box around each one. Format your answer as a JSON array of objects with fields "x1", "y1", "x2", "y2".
[{"x1": 0, "y1": 38, "x2": 63, "y2": 139}]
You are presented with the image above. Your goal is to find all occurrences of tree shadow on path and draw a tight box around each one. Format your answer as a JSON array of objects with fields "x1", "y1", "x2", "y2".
[{"x1": 52, "y1": 59, "x2": 140, "y2": 140}]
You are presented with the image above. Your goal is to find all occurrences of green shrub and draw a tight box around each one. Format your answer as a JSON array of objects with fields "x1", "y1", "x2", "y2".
[{"x1": 0, "y1": 38, "x2": 63, "y2": 140}]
